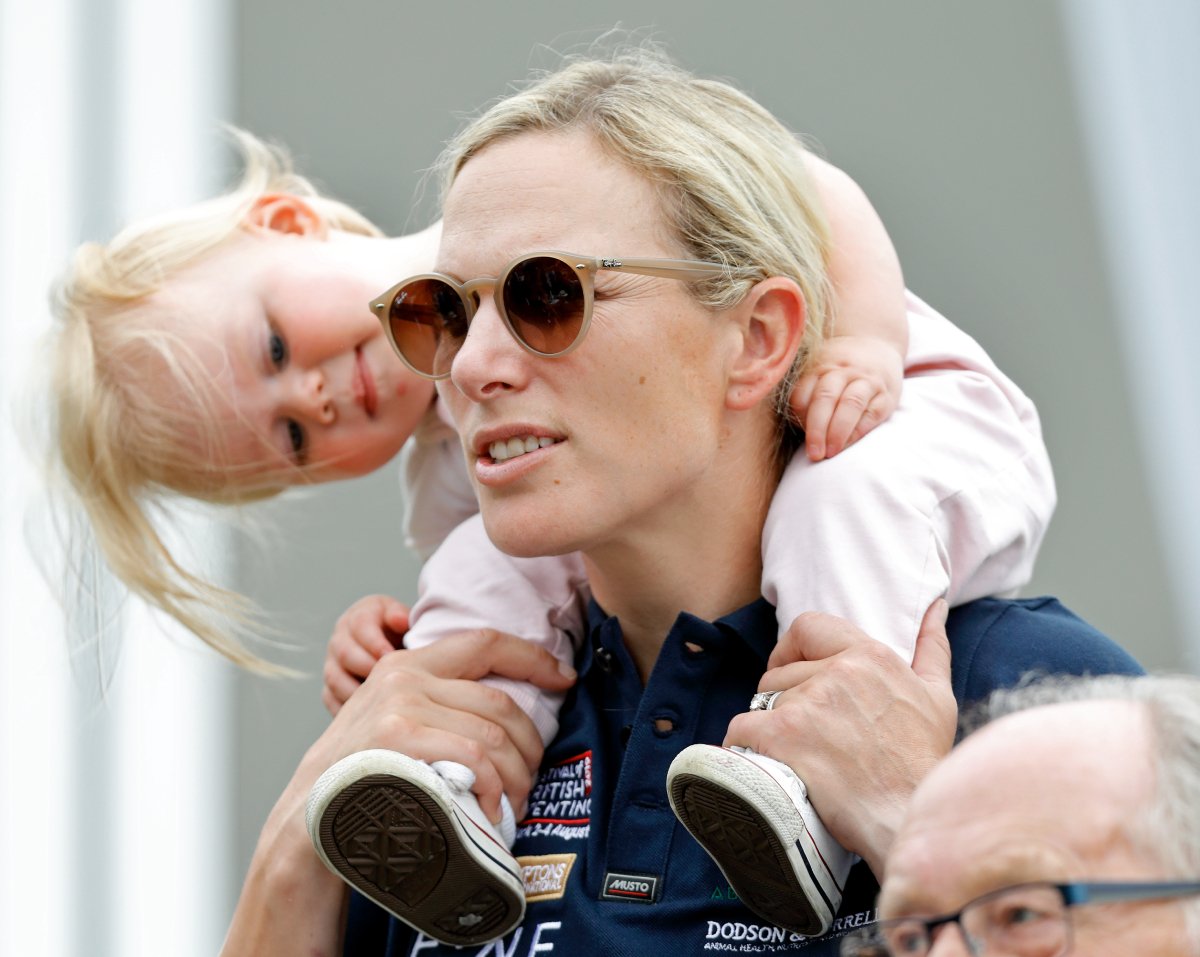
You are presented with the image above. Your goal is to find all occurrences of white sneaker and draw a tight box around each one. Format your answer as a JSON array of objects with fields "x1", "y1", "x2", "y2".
[
  {"x1": 667, "y1": 744, "x2": 851, "y2": 936},
  {"x1": 306, "y1": 750, "x2": 525, "y2": 947}
]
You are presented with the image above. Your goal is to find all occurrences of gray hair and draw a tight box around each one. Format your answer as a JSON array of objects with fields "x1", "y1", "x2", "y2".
[{"x1": 964, "y1": 673, "x2": 1200, "y2": 940}]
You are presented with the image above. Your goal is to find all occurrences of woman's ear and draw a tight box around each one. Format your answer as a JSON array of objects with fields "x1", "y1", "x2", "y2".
[
  {"x1": 725, "y1": 277, "x2": 806, "y2": 412},
  {"x1": 242, "y1": 193, "x2": 327, "y2": 238}
]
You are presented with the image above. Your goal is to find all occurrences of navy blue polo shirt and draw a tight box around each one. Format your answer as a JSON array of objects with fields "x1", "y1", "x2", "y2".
[{"x1": 346, "y1": 596, "x2": 1142, "y2": 956}]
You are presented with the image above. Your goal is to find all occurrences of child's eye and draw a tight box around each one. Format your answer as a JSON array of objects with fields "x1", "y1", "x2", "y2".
[
  {"x1": 269, "y1": 330, "x2": 288, "y2": 367},
  {"x1": 286, "y1": 419, "x2": 307, "y2": 463}
]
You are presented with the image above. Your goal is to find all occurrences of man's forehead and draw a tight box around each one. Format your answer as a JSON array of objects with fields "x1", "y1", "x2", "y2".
[
  {"x1": 921, "y1": 699, "x2": 1150, "y2": 811},
  {"x1": 880, "y1": 699, "x2": 1154, "y2": 916},
  {"x1": 880, "y1": 840, "x2": 1073, "y2": 918}
]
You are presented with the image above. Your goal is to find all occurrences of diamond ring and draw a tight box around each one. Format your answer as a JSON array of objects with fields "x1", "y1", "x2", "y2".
[{"x1": 749, "y1": 691, "x2": 782, "y2": 712}]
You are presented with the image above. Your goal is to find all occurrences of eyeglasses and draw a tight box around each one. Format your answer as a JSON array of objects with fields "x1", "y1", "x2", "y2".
[
  {"x1": 839, "y1": 880, "x2": 1200, "y2": 957},
  {"x1": 369, "y1": 251, "x2": 728, "y2": 380}
]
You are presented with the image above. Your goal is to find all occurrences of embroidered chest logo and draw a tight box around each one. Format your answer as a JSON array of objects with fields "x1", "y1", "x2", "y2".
[
  {"x1": 517, "y1": 853, "x2": 577, "y2": 902},
  {"x1": 517, "y1": 750, "x2": 592, "y2": 841},
  {"x1": 601, "y1": 871, "x2": 660, "y2": 904}
]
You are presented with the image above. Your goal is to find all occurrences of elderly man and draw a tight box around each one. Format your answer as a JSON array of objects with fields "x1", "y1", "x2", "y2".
[{"x1": 842, "y1": 673, "x2": 1200, "y2": 956}]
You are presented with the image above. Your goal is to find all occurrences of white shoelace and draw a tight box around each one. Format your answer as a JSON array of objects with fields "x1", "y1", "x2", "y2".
[
  {"x1": 729, "y1": 746, "x2": 809, "y2": 797},
  {"x1": 431, "y1": 759, "x2": 517, "y2": 846}
]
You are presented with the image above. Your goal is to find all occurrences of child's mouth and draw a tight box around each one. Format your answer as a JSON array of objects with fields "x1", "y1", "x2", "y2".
[{"x1": 355, "y1": 347, "x2": 378, "y2": 417}]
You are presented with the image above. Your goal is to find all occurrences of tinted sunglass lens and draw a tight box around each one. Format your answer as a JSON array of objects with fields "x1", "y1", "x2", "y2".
[
  {"x1": 502, "y1": 256, "x2": 586, "y2": 354},
  {"x1": 389, "y1": 278, "x2": 468, "y2": 376}
]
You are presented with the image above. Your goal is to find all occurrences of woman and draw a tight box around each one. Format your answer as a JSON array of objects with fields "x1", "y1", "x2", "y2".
[{"x1": 222, "y1": 48, "x2": 1139, "y2": 956}]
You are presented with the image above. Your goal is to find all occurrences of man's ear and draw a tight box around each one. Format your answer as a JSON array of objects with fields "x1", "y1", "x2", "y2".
[
  {"x1": 725, "y1": 277, "x2": 806, "y2": 412},
  {"x1": 243, "y1": 193, "x2": 327, "y2": 238}
]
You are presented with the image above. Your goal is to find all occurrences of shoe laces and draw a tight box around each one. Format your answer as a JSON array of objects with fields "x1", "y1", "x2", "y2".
[
  {"x1": 730, "y1": 746, "x2": 808, "y2": 797},
  {"x1": 431, "y1": 760, "x2": 517, "y2": 846}
]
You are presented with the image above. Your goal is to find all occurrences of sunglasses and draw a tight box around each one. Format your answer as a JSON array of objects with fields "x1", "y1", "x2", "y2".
[{"x1": 369, "y1": 251, "x2": 728, "y2": 380}]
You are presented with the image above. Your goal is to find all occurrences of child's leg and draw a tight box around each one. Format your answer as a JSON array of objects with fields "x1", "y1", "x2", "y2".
[
  {"x1": 764, "y1": 305, "x2": 1055, "y2": 661},
  {"x1": 306, "y1": 516, "x2": 588, "y2": 946},
  {"x1": 405, "y1": 514, "x2": 589, "y2": 746},
  {"x1": 307, "y1": 749, "x2": 526, "y2": 947},
  {"x1": 672, "y1": 302, "x2": 1055, "y2": 935}
]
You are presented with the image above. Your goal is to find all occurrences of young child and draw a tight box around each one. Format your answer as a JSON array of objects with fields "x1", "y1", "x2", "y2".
[
  {"x1": 51, "y1": 130, "x2": 1053, "y2": 945},
  {"x1": 50, "y1": 129, "x2": 441, "y2": 671}
]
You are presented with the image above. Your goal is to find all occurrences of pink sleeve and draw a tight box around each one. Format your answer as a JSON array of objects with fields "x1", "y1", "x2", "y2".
[
  {"x1": 407, "y1": 514, "x2": 590, "y2": 745},
  {"x1": 761, "y1": 292, "x2": 1056, "y2": 662},
  {"x1": 399, "y1": 401, "x2": 480, "y2": 561}
]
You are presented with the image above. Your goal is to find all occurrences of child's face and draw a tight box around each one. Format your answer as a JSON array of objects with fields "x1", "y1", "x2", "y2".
[{"x1": 157, "y1": 230, "x2": 435, "y2": 484}]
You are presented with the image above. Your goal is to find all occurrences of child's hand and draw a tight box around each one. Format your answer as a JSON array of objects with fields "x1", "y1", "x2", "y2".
[
  {"x1": 791, "y1": 334, "x2": 904, "y2": 461},
  {"x1": 323, "y1": 594, "x2": 410, "y2": 715}
]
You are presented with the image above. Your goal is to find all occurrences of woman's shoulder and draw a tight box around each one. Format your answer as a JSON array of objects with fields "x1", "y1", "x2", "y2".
[{"x1": 945, "y1": 596, "x2": 1144, "y2": 705}]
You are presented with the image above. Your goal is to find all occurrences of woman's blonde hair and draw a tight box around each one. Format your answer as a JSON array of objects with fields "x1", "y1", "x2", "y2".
[
  {"x1": 436, "y1": 44, "x2": 833, "y2": 455},
  {"x1": 49, "y1": 128, "x2": 381, "y2": 671}
]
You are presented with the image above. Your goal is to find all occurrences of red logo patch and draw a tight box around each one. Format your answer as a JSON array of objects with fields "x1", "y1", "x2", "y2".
[{"x1": 521, "y1": 750, "x2": 592, "y2": 826}]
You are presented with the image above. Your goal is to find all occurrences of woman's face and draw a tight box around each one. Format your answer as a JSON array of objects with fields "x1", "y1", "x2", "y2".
[{"x1": 436, "y1": 129, "x2": 743, "y2": 559}]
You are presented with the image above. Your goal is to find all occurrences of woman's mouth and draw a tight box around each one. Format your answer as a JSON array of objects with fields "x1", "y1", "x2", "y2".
[{"x1": 488, "y1": 435, "x2": 559, "y2": 462}]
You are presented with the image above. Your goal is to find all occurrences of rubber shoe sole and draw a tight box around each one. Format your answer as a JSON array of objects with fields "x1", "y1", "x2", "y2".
[
  {"x1": 668, "y1": 750, "x2": 840, "y2": 936},
  {"x1": 307, "y1": 752, "x2": 525, "y2": 947}
]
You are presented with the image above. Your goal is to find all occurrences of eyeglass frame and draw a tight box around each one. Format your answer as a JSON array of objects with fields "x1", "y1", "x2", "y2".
[
  {"x1": 839, "y1": 880, "x2": 1200, "y2": 957},
  {"x1": 369, "y1": 251, "x2": 731, "y2": 380}
]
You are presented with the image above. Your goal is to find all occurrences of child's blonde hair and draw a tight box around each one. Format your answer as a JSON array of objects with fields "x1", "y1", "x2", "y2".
[{"x1": 49, "y1": 128, "x2": 381, "y2": 671}]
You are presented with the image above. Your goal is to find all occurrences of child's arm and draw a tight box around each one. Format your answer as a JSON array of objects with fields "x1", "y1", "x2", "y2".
[
  {"x1": 325, "y1": 389, "x2": 588, "y2": 745},
  {"x1": 321, "y1": 521, "x2": 586, "y2": 745},
  {"x1": 793, "y1": 152, "x2": 908, "y2": 461}
]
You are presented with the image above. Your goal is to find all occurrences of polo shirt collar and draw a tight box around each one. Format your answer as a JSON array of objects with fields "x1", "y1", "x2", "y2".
[{"x1": 578, "y1": 597, "x2": 776, "y2": 680}]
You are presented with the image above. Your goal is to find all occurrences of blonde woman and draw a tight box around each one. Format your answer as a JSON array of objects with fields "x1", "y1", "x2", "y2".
[{"x1": 217, "y1": 49, "x2": 1142, "y2": 956}]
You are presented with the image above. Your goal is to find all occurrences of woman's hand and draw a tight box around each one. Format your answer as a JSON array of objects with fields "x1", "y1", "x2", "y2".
[
  {"x1": 223, "y1": 629, "x2": 575, "y2": 955},
  {"x1": 723, "y1": 600, "x2": 954, "y2": 877},
  {"x1": 323, "y1": 593, "x2": 410, "y2": 715},
  {"x1": 305, "y1": 628, "x2": 577, "y2": 820}
]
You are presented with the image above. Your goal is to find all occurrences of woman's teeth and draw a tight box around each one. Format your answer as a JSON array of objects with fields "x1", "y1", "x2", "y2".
[{"x1": 489, "y1": 435, "x2": 557, "y2": 462}]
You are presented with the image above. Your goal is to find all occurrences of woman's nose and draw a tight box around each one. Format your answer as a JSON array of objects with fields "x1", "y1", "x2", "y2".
[{"x1": 450, "y1": 294, "x2": 528, "y2": 398}]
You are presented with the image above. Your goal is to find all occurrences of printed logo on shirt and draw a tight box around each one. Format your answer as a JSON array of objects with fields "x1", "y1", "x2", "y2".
[
  {"x1": 408, "y1": 921, "x2": 564, "y2": 956},
  {"x1": 600, "y1": 871, "x2": 660, "y2": 904},
  {"x1": 517, "y1": 750, "x2": 592, "y2": 841},
  {"x1": 693, "y1": 907, "x2": 879, "y2": 952},
  {"x1": 827, "y1": 908, "x2": 879, "y2": 934},
  {"x1": 517, "y1": 853, "x2": 576, "y2": 903},
  {"x1": 701, "y1": 920, "x2": 806, "y2": 950}
]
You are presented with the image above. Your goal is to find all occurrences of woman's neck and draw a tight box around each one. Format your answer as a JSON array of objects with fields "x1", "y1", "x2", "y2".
[{"x1": 583, "y1": 430, "x2": 780, "y2": 683}]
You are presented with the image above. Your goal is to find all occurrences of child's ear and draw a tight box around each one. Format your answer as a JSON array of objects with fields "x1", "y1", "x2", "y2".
[
  {"x1": 725, "y1": 277, "x2": 806, "y2": 412},
  {"x1": 243, "y1": 193, "x2": 327, "y2": 238}
]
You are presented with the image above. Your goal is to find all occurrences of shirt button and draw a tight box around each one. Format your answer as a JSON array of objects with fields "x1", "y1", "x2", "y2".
[{"x1": 594, "y1": 647, "x2": 616, "y2": 673}]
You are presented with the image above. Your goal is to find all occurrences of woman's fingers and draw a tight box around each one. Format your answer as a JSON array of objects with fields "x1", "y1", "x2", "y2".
[
  {"x1": 322, "y1": 630, "x2": 576, "y2": 819},
  {"x1": 413, "y1": 628, "x2": 577, "y2": 689}
]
